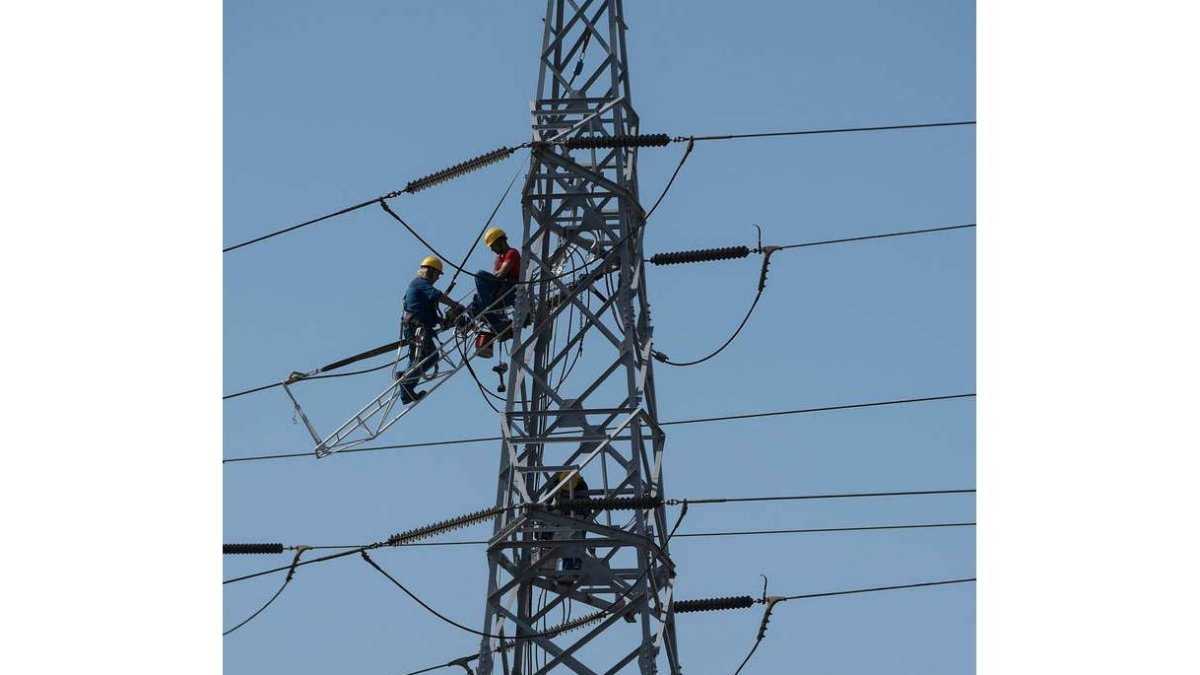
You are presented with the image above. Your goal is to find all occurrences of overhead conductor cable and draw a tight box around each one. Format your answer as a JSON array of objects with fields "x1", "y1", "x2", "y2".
[
  {"x1": 223, "y1": 145, "x2": 520, "y2": 253},
  {"x1": 399, "y1": 146, "x2": 518, "y2": 195},
  {"x1": 652, "y1": 246, "x2": 777, "y2": 367}
]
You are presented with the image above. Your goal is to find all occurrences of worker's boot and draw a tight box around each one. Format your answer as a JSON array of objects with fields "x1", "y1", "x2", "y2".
[
  {"x1": 399, "y1": 386, "x2": 427, "y2": 405},
  {"x1": 495, "y1": 316, "x2": 514, "y2": 341},
  {"x1": 475, "y1": 332, "x2": 495, "y2": 358}
]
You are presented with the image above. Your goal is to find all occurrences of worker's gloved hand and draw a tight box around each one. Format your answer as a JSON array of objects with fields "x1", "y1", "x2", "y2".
[{"x1": 443, "y1": 303, "x2": 467, "y2": 329}]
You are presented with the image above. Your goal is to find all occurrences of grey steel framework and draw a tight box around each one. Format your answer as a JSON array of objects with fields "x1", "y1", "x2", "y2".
[
  {"x1": 477, "y1": 1, "x2": 679, "y2": 674},
  {"x1": 284, "y1": 330, "x2": 485, "y2": 458}
]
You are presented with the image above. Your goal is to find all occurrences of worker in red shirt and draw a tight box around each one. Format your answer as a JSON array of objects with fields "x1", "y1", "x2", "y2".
[{"x1": 468, "y1": 227, "x2": 520, "y2": 325}]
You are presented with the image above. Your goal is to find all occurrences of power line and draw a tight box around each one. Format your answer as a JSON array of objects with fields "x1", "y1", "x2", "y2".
[
  {"x1": 223, "y1": 360, "x2": 396, "y2": 401},
  {"x1": 675, "y1": 522, "x2": 974, "y2": 540},
  {"x1": 224, "y1": 519, "x2": 974, "y2": 583},
  {"x1": 679, "y1": 487, "x2": 975, "y2": 505},
  {"x1": 223, "y1": 146, "x2": 679, "y2": 403},
  {"x1": 780, "y1": 576, "x2": 975, "y2": 602},
  {"x1": 380, "y1": 200, "x2": 613, "y2": 286},
  {"x1": 268, "y1": 522, "x2": 978, "y2": 551},
  {"x1": 650, "y1": 221, "x2": 973, "y2": 264},
  {"x1": 224, "y1": 220, "x2": 972, "y2": 401},
  {"x1": 652, "y1": 251, "x2": 773, "y2": 367},
  {"x1": 222, "y1": 146, "x2": 521, "y2": 253},
  {"x1": 222, "y1": 577, "x2": 290, "y2": 636},
  {"x1": 224, "y1": 434, "x2": 498, "y2": 464},
  {"x1": 444, "y1": 164, "x2": 524, "y2": 295},
  {"x1": 397, "y1": 662, "x2": 469, "y2": 675},
  {"x1": 222, "y1": 547, "x2": 307, "y2": 636},
  {"x1": 223, "y1": 381, "x2": 282, "y2": 401},
  {"x1": 387, "y1": 575, "x2": 977, "y2": 675},
  {"x1": 644, "y1": 138, "x2": 695, "y2": 219},
  {"x1": 777, "y1": 223, "x2": 976, "y2": 251},
  {"x1": 730, "y1": 576, "x2": 976, "y2": 674},
  {"x1": 223, "y1": 392, "x2": 975, "y2": 463},
  {"x1": 686, "y1": 120, "x2": 974, "y2": 142},
  {"x1": 223, "y1": 121, "x2": 972, "y2": 254},
  {"x1": 661, "y1": 393, "x2": 974, "y2": 427},
  {"x1": 225, "y1": 547, "x2": 364, "y2": 585},
  {"x1": 222, "y1": 196, "x2": 384, "y2": 254},
  {"x1": 648, "y1": 221, "x2": 972, "y2": 367},
  {"x1": 359, "y1": 503, "x2": 689, "y2": 640}
]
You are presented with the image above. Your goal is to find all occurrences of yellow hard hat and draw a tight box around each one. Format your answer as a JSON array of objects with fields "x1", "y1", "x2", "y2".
[
  {"x1": 420, "y1": 256, "x2": 443, "y2": 273},
  {"x1": 484, "y1": 227, "x2": 507, "y2": 247},
  {"x1": 556, "y1": 470, "x2": 583, "y2": 490}
]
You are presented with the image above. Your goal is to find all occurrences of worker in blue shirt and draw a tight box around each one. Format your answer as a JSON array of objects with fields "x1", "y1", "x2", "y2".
[{"x1": 399, "y1": 256, "x2": 463, "y2": 403}]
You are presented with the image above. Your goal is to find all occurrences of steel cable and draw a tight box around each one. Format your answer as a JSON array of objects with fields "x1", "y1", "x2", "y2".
[
  {"x1": 222, "y1": 121, "x2": 971, "y2": 254},
  {"x1": 223, "y1": 393, "x2": 975, "y2": 463},
  {"x1": 679, "y1": 488, "x2": 975, "y2": 505},
  {"x1": 223, "y1": 146, "x2": 519, "y2": 254},
  {"x1": 223, "y1": 360, "x2": 396, "y2": 401},
  {"x1": 729, "y1": 576, "x2": 976, "y2": 674},
  {"x1": 380, "y1": 200, "x2": 596, "y2": 286},
  {"x1": 238, "y1": 522, "x2": 976, "y2": 553},
  {"x1": 222, "y1": 547, "x2": 307, "y2": 635},
  {"x1": 223, "y1": 197, "x2": 383, "y2": 253},
  {"x1": 386, "y1": 576, "x2": 977, "y2": 675},
  {"x1": 661, "y1": 393, "x2": 975, "y2": 427},
  {"x1": 445, "y1": 165, "x2": 524, "y2": 295},
  {"x1": 780, "y1": 577, "x2": 975, "y2": 602},
  {"x1": 224, "y1": 519, "x2": 972, "y2": 583},
  {"x1": 650, "y1": 221, "x2": 975, "y2": 368},
  {"x1": 223, "y1": 218, "x2": 972, "y2": 401},
  {"x1": 644, "y1": 138, "x2": 694, "y2": 220},
  {"x1": 653, "y1": 288, "x2": 764, "y2": 367},
  {"x1": 360, "y1": 503, "x2": 688, "y2": 641},
  {"x1": 687, "y1": 120, "x2": 975, "y2": 143},
  {"x1": 776, "y1": 223, "x2": 976, "y2": 251}
]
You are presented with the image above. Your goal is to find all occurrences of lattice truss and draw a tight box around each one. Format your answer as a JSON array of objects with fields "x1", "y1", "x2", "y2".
[
  {"x1": 477, "y1": 2, "x2": 680, "y2": 674},
  {"x1": 282, "y1": 329, "x2": 491, "y2": 459}
]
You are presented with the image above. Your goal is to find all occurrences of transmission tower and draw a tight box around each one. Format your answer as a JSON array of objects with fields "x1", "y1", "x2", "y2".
[{"x1": 476, "y1": 2, "x2": 680, "y2": 674}]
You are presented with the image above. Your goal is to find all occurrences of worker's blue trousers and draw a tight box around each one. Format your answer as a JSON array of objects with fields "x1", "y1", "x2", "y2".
[
  {"x1": 469, "y1": 271, "x2": 515, "y2": 321},
  {"x1": 399, "y1": 320, "x2": 437, "y2": 401}
]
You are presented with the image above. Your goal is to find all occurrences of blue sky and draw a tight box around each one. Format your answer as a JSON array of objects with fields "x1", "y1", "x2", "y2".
[{"x1": 224, "y1": 2, "x2": 975, "y2": 674}]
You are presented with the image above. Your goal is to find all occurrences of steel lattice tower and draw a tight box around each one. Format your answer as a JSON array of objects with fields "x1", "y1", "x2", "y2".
[{"x1": 477, "y1": 2, "x2": 679, "y2": 674}]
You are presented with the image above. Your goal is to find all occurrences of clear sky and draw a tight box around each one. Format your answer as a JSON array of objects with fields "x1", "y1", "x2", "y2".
[{"x1": 224, "y1": 2, "x2": 975, "y2": 674}]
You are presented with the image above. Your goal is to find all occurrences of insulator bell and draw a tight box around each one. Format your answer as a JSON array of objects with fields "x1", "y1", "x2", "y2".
[
  {"x1": 403, "y1": 147, "x2": 516, "y2": 194},
  {"x1": 386, "y1": 505, "x2": 504, "y2": 546},
  {"x1": 224, "y1": 543, "x2": 285, "y2": 555},
  {"x1": 557, "y1": 495, "x2": 663, "y2": 512},
  {"x1": 673, "y1": 595, "x2": 755, "y2": 613},
  {"x1": 649, "y1": 246, "x2": 750, "y2": 266},
  {"x1": 561, "y1": 133, "x2": 671, "y2": 149}
]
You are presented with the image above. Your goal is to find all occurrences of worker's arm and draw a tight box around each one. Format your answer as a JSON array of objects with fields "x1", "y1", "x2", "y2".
[
  {"x1": 437, "y1": 293, "x2": 463, "y2": 310},
  {"x1": 495, "y1": 249, "x2": 520, "y2": 279}
]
